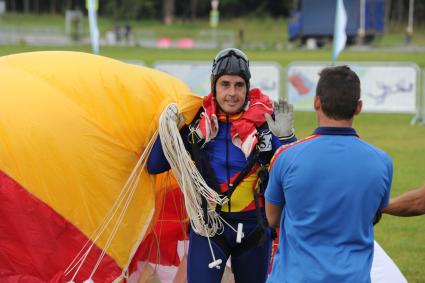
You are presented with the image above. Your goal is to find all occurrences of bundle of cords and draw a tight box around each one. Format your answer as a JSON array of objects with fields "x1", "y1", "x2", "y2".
[{"x1": 158, "y1": 103, "x2": 228, "y2": 238}]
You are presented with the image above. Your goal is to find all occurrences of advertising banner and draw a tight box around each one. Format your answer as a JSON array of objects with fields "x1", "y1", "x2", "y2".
[{"x1": 288, "y1": 63, "x2": 419, "y2": 113}]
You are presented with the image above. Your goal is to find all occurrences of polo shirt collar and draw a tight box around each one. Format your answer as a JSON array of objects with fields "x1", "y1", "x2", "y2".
[{"x1": 313, "y1": 127, "x2": 358, "y2": 137}]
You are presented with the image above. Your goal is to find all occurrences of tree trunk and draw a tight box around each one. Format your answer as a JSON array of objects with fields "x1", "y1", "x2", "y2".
[
  {"x1": 9, "y1": 0, "x2": 16, "y2": 12},
  {"x1": 384, "y1": 0, "x2": 392, "y2": 29},
  {"x1": 163, "y1": 0, "x2": 175, "y2": 25},
  {"x1": 23, "y1": 0, "x2": 30, "y2": 13},
  {"x1": 34, "y1": 0, "x2": 39, "y2": 13},
  {"x1": 50, "y1": 0, "x2": 56, "y2": 14},
  {"x1": 394, "y1": 0, "x2": 405, "y2": 24},
  {"x1": 190, "y1": 0, "x2": 198, "y2": 21},
  {"x1": 416, "y1": 0, "x2": 424, "y2": 25}
]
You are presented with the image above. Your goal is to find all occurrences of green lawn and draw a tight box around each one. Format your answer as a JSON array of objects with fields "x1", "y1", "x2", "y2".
[
  {"x1": 1, "y1": 13, "x2": 425, "y2": 282},
  {"x1": 1, "y1": 46, "x2": 425, "y2": 69}
]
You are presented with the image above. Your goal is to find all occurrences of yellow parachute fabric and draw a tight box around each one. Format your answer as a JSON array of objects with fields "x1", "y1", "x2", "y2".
[{"x1": 0, "y1": 51, "x2": 201, "y2": 275}]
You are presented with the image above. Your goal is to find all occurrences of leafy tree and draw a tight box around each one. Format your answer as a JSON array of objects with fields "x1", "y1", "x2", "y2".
[
  {"x1": 103, "y1": 0, "x2": 159, "y2": 20},
  {"x1": 2, "y1": 0, "x2": 422, "y2": 25}
]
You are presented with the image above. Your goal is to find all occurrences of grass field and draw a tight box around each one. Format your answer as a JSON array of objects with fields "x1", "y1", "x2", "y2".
[
  {"x1": 1, "y1": 45, "x2": 425, "y2": 68},
  {"x1": 1, "y1": 13, "x2": 425, "y2": 282},
  {"x1": 2, "y1": 13, "x2": 425, "y2": 48}
]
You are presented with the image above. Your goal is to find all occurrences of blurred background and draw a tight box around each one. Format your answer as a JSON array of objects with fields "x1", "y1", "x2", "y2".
[{"x1": 0, "y1": 0, "x2": 424, "y2": 54}]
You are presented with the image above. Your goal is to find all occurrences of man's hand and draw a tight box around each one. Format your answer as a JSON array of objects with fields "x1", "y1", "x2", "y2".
[
  {"x1": 264, "y1": 99, "x2": 295, "y2": 140},
  {"x1": 166, "y1": 104, "x2": 184, "y2": 128}
]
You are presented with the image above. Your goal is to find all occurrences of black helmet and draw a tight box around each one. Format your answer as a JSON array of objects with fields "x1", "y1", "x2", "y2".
[{"x1": 211, "y1": 48, "x2": 251, "y2": 96}]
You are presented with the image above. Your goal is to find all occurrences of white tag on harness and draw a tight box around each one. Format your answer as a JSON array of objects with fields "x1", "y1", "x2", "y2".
[{"x1": 236, "y1": 223, "x2": 244, "y2": 243}]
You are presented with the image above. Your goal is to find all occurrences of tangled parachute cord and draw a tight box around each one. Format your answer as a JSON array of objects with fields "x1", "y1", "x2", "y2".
[{"x1": 158, "y1": 103, "x2": 228, "y2": 238}]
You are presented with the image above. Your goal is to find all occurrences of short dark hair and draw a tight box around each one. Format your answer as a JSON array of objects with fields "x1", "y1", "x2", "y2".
[{"x1": 316, "y1": 65, "x2": 361, "y2": 120}]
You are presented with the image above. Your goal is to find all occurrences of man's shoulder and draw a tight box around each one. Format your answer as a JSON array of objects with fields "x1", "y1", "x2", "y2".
[
  {"x1": 270, "y1": 134, "x2": 320, "y2": 167},
  {"x1": 275, "y1": 134, "x2": 319, "y2": 154},
  {"x1": 356, "y1": 138, "x2": 392, "y2": 164}
]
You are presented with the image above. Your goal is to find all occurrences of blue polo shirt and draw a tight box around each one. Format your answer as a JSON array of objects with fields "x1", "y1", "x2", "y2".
[{"x1": 265, "y1": 127, "x2": 392, "y2": 283}]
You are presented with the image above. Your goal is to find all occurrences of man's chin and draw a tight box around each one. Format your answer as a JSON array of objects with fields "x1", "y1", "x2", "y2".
[
  {"x1": 218, "y1": 104, "x2": 243, "y2": 114},
  {"x1": 225, "y1": 104, "x2": 239, "y2": 110}
]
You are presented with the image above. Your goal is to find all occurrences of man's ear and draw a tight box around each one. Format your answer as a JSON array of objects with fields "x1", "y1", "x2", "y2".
[
  {"x1": 355, "y1": 100, "x2": 363, "y2": 115},
  {"x1": 314, "y1": 96, "x2": 321, "y2": 111}
]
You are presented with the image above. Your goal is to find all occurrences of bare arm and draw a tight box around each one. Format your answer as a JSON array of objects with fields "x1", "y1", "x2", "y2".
[
  {"x1": 382, "y1": 183, "x2": 425, "y2": 217},
  {"x1": 265, "y1": 201, "x2": 283, "y2": 228}
]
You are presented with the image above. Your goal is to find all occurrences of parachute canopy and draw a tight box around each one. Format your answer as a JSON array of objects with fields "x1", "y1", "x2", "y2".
[{"x1": 0, "y1": 51, "x2": 202, "y2": 282}]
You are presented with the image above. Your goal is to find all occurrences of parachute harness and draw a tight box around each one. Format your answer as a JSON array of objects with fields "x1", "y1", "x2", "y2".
[{"x1": 159, "y1": 103, "x2": 230, "y2": 268}]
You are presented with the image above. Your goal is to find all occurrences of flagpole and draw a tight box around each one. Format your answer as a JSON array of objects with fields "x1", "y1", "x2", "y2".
[
  {"x1": 332, "y1": 0, "x2": 347, "y2": 65},
  {"x1": 87, "y1": 0, "x2": 100, "y2": 54},
  {"x1": 358, "y1": 0, "x2": 366, "y2": 45},
  {"x1": 405, "y1": 0, "x2": 414, "y2": 44}
]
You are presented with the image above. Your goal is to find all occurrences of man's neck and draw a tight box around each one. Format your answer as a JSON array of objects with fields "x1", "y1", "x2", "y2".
[{"x1": 318, "y1": 116, "x2": 353, "y2": 128}]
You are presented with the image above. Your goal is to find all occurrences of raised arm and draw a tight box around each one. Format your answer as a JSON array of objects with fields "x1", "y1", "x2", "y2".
[
  {"x1": 147, "y1": 124, "x2": 191, "y2": 174},
  {"x1": 382, "y1": 183, "x2": 425, "y2": 217},
  {"x1": 146, "y1": 135, "x2": 171, "y2": 174}
]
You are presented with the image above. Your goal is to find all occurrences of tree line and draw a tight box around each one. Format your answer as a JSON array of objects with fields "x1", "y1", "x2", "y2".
[{"x1": 3, "y1": 0, "x2": 424, "y2": 25}]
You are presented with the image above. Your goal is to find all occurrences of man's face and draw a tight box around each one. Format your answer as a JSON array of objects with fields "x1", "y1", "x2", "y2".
[{"x1": 215, "y1": 75, "x2": 247, "y2": 114}]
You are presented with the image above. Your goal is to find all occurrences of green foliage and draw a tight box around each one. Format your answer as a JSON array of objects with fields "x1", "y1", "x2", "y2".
[
  {"x1": 2, "y1": 13, "x2": 425, "y2": 50},
  {"x1": 3, "y1": 0, "x2": 292, "y2": 19},
  {"x1": 218, "y1": 0, "x2": 290, "y2": 18},
  {"x1": 4, "y1": 0, "x2": 425, "y2": 24},
  {"x1": 103, "y1": 0, "x2": 159, "y2": 20}
]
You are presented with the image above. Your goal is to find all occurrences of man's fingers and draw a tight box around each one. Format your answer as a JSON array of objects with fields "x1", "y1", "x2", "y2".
[
  {"x1": 277, "y1": 99, "x2": 289, "y2": 113},
  {"x1": 264, "y1": 113, "x2": 274, "y2": 124},
  {"x1": 275, "y1": 100, "x2": 282, "y2": 113},
  {"x1": 273, "y1": 101, "x2": 280, "y2": 112},
  {"x1": 283, "y1": 100, "x2": 289, "y2": 113},
  {"x1": 288, "y1": 103, "x2": 294, "y2": 114}
]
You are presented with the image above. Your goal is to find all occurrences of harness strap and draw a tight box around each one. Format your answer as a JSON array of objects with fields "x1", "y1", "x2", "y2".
[
  {"x1": 215, "y1": 150, "x2": 261, "y2": 215},
  {"x1": 211, "y1": 163, "x2": 274, "y2": 256},
  {"x1": 190, "y1": 134, "x2": 221, "y2": 191},
  {"x1": 188, "y1": 123, "x2": 278, "y2": 256},
  {"x1": 252, "y1": 164, "x2": 271, "y2": 246},
  {"x1": 207, "y1": 224, "x2": 269, "y2": 259},
  {"x1": 232, "y1": 226, "x2": 266, "y2": 257},
  {"x1": 189, "y1": 133, "x2": 224, "y2": 218},
  {"x1": 189, "y1": 127, "x2": 261, "y2": 215},
  {"x1": 187, "y1": 112, "x2": 273, "y2": 232},
  {"x1": 210, "y1": 232, "x2": 232, "y2": 258}
]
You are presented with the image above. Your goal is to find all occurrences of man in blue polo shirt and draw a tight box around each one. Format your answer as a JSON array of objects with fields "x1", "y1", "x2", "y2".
[{"x1": 265, "y1": 65, "x2": 392, "y2": 283}]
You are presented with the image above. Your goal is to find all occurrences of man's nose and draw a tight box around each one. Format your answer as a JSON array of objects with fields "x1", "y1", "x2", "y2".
[{"x1": 228, "y1": 85, "x2": 237, "y2": 95}]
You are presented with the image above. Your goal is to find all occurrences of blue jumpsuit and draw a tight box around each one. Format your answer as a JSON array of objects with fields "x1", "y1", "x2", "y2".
[{"x1": 147, "y1": 113, "x2": 295, "y2": 283}]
